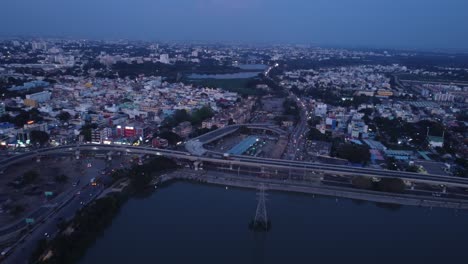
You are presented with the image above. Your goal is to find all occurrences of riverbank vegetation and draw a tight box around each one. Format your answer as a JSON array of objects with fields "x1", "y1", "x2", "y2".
[
  {"x1": 352, "y1": 176, "x2": 406, "y2": 194},
  {"x1": 30, "y1": 156, "x2": 178, "y2": 263},
  {"x1": 31, "y1": 194, "x2": 125, "y2": 264},
  {"x1": 336, "y1": 144, "x2": 370, "y2": 165}
]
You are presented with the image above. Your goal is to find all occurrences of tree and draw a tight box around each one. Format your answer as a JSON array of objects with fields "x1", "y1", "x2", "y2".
[
  {"x1": 160, "y1": 116, "x2": 177, "y2": 129},
  {"x1": 283, "y1": 98, "x2": 299, "y2": 116},
  {"x1": 30, "y1": 239, "x2": 49, "y2": 264},
  {"x1": 79, "y1": 123, "x2": 98, "y2": 142},
  {"x1": 23, "y1": 170, "x2": 39, "y2": 184},
  {"x1": 336, "y1": 143, "x2": 370, "y2": 164},
  {"x1": 238, "y1": 126, "x2": 250, "y2": 134},
  {"x1": 173, "y1": 109, "x2": 191, "y2": 124},
  {"x1": 352, "y1": 176, "x2": 374, "y2": 190},
  {"x1": 9, "y1": 204, "x2": 25, "y2": 216},
  {"x1": 157, "y1": 130, "x2": 182, "y2": 146},
  {"x1": 30, "y1": 130, "x2": 50, "y2": 145},
  {"x1": 358, "y1": 108, "x2": 373, "y2": 116},
  {"x1": 386, "y1": 157, "x2": 398, "y2": 171},
  {"x1": 376, "y1": 178, "x2": 406, "y2": 193},
  {"x1": 57, "y1": 111, "x2": 71, "y2": 122},
  {"x1": 406, "y1": 165, "x2": 420, "y2": 173},
  {"x1": 307, "y1": 128, "x2": 331, "y2": 142},
  {"x1": 54, "y1": 174, "x2": 69, "y2": 183},
  {"x1": 307, "y1": 116, "x2": 322, "y2": 127},
  {"x1": 190, "y1": 106, "x2": 214, "y2": 125},
  {"x1": 3, "y1": 109, "x2": 44, "y2": 127},
  {"x1": 130, "y1": 157, "x2": 178, "y2": 191}
]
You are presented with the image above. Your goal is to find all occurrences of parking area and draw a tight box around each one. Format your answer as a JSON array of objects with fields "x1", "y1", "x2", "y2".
[{"x1": 205, "y1": 133, "x2": 280, "y2": 158}]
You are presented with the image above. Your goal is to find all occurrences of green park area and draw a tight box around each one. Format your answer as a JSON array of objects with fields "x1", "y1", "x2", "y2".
[{"x1": 187, "y1": 78, "x2": 266, "y2": 96}]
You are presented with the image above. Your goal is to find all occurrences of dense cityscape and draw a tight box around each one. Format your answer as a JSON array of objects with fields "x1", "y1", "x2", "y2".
[
  {"x1": 0, "y1": 38, "x2": 466, "y2": 262},
  {"x1": 1, "y1": 0, "x2": 468, "y2": 260}
]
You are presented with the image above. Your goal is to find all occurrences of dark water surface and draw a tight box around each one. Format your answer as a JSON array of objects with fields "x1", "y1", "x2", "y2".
[{"x1": 80, "y1": 182, "x2": 468, "y2": 264}]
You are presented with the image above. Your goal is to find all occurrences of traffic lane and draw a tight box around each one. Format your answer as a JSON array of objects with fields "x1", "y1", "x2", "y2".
[
  {"x1": 4, "y1": 185, "x2": 103, "y2": 264},
  {"x1": 322, "y1": 176, "x2": 468, "y2": 200},
  {"x1": 2, "y1": 161, "x2": 100, "y2": 237}
]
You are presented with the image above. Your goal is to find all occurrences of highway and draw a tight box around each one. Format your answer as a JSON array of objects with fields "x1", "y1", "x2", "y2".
[
  {"x1": 2, "y1": 144, "x2": 468, "y2": 188},
  {"x1": 2, "y1": 142, "x2": 468, "y2": 262},
  {"x1": 2, "y1": 158, "x2": 109, "y2": 264},
  {"x1": 283, "y1": 93, "x2": 309, "y2": 161},
  {"x1": 4, "y1": 184, "x2": 104, "y2": 264}
]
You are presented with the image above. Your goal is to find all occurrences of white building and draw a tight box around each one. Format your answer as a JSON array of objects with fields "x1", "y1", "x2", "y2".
[
  {"x1": 160, "y1": 54, "x2": 170, "y2": 64},
  {"x1": 0, "y1": 102, "x2": 5, "y2": 116},
  {"x1": 315, "y1": 103, "x2": 327, "y2": 116},
  {"x1": 26, "y1": 91, "x2": 52, "y2": 103},
  {"x1": 433, "y1": 93, "x2": 454, "y2": 102}
]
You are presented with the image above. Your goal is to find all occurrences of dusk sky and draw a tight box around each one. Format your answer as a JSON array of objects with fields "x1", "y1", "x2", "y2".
[{"x1": 2, "y1": 0, "x2": 468, "y2": 50}]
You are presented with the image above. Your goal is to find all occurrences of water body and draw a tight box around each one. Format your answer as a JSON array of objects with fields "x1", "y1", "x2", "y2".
[
  {"x1": 237, "y1": 64, "x2": 268, "y2": 70},
  {"x1": 188, "y1": 72, "x2": 261, "y2": 79},
  {"x1": 80, "y1": 182, "x2": 468, "y2": 264}
]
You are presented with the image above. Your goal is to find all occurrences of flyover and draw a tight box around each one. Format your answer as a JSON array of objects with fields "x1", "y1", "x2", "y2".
[
  {"x1": 2, "y1": 144, "x2": 468, "y2": 189},
  {"x1": 185, "y1": 123, "x2": 286, "y2": 156}
]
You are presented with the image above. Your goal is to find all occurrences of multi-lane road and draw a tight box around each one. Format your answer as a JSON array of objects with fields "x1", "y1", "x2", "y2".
[
  {"x1": 2, "y1": 144, "x2": 468, "y2": 188},
  {"x1": 4, "y1": 184, "x2": 104, "y2": 264},
  {"x1": 283, "y1": 93, "x2": 309, "y2": 161},
  {"x1": 2, "y1": 158, "x2": 108, "y2": 264},
  {"x1": 2, "y1": 142, "x2": 468, "y2": 263}
]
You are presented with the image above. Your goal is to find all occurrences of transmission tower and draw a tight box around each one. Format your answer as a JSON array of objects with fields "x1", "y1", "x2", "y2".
[{"x1": 253, "y1": 185, "x2": 269, "y2": 231}]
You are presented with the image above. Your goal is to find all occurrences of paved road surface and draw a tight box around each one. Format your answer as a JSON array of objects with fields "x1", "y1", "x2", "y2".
[{"x1": 3, "y1": 159, "x2": 109, "y2": 264}]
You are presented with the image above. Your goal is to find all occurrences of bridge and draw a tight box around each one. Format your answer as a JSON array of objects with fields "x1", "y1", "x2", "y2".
[{"x1": 2, "y1": 144, "x2": 468, "y2": 189}]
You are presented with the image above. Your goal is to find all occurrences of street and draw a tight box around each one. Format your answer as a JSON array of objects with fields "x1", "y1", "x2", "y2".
[
  {"x1": 283, "y1": 93, "x2": 309, "y2": 161},
  {"x1": 2, "y1": 157, "x2": 114, "y2": 264}
]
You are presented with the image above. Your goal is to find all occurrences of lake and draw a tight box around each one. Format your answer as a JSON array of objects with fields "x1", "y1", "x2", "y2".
[
  {"x1": 187, "y1": 72, "x2": 262, "y2": 80},
  {"x1": 237, "y1": 64, "x2": 268, "y2": 70},
  {"x1": 80, "y1": 181, "x2": 468, "y2": 264}
]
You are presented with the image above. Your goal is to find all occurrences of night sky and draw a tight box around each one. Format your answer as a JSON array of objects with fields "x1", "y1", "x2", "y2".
[{"x1": 1, "y1": 0, "x2": 467, "y2": 50}]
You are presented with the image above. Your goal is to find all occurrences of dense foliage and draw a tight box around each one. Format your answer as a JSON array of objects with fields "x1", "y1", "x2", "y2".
[
  {"x1": 352, "y1": 176, "x2": 406, "y2": 194},
  {"x1": 336, "y1": 143, "x2": 370, "y2": 164}
]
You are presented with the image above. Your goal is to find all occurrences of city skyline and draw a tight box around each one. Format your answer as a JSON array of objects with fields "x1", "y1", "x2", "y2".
[
  {"x1": 1, "y1": 0, "x2": 468, "y2": 51},
  {"x1": 1, "y1": 1, "x2": 468, "y2": 262}
]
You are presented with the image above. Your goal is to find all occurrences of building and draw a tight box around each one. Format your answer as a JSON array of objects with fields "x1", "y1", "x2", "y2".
[
  {"x1": 325, "y1": 117, "x2": 337, "y2": 131},
  {"x1": 8, "y1": 80, "x2": 49, "y2": 92},
  {"x1": 173, "y1": 121, "x2": 192, "y2": 138},
  {"x1": 26, "y1": 91, "x2": 52, "y2": 103},
  {"x1": 376, "y1": 89, "x2": 393, "y2": 97},
  {"x1": 384, "y1": 149, "x2": 413, "y2": 160},
  {"x1": 152, "y1": 137, "x2": 169, "y2": 148},
  {"x1": 91, "y1": 129, "x2": 102, "y2": 143},
  {"x1": 23, "y1": 99, "x2": 38, "y2": 108},
  {"x1": 433, "y1": 93, "x2": 454, "y2": 102},
  {"x1": 281, "y1": 120, "x2": 294, "y2": 128},
  {"x1": 0, "y1": 122, "x2": 14, "y2": 134},
  {"x1": 347, "y1": 115, "x2": 368, "y2": 139},
  {"x1": 16, "y1": 122, "x2": 48, "y2": 143},
  {"x1": 202, "y1": 119, "x2": 215, "y2": 129},
  {"x1": 116, "y1": 124, "x2": 149, "y2": 139},
  {"x1": 0, "y1": 102, "x2": 5, "y2": 116},
  {"x1": 428, "y1": 136, "x2": 444, "y2": 148},
  {"x1": 101, "y1": 127, "x2": 113, "y2": 139},
  {"x1": 315, "y1": 103, "x2": 327, "y2": 116},
  {"x1": 355, "y1": 90, "x2": 375, "y2": 97},
  {"x1": 227, "y1": 136, "x2": 259, "y2": 155},
  {"x1": 160, "y1": 54, "x2": 170, "y2": 64}
]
